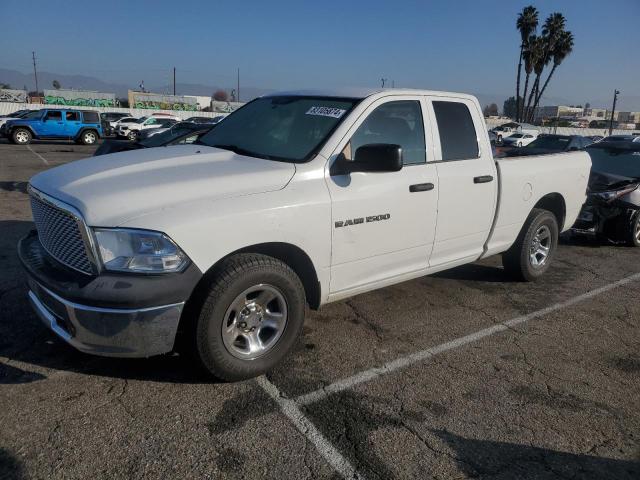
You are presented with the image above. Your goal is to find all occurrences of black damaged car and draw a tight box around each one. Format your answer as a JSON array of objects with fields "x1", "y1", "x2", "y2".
[{"x1": 573, "y1": 141, "x2": 640, "y2": 246}]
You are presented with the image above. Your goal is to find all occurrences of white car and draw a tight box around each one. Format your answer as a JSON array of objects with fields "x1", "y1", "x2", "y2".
[
  {"x1": 502, "y1": 132, "x2": 538, "y2": 147},
  {"x1": 117, "y1": 114, "x2": 181, "y2": 140},
  {"x1": 20, "y1": 88, "x2": 591, "y2": 381}
]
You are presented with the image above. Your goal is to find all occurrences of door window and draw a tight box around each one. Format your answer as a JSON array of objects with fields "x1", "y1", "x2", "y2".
[
  {"x1": 347, "y1": 100, "x2": 426, "y2": 165},
  {"x1": 65, "y1": 111, "x2": 80, "y2": 121},
  {"x1": 432, "y1": 101, "x2": 479, "y2": 161},
  {"x1": 44, "y1": 111, "x2": 62, "y2": 121}
]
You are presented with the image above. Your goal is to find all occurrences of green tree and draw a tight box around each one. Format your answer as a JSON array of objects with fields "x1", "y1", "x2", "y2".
[
  {"x1": 503, "y1": 96, "x2": 518, "y2": 119},
  {"x1": 515, "y1": 6, "x2": 538, "y2": 122},
  {"x1": 52, "y1": 80, "x2": 61, "y2": 89}
]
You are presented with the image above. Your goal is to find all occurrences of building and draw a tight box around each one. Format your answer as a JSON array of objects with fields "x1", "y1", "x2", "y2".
[
  {"x1": 533, "y1": 105, "x2": 584, "y2": 123},
  {"x1": 616, "y1": 112, "x2": 640, "y2": 124}
]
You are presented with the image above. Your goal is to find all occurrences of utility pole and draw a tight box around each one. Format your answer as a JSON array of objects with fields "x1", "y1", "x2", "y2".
[
  {"x1": 391, "y1": 80, "x2": 395, "y2": 88},
  {"x1": 173, "y1": 67, "x2": 176, "y2": 96},
  {"x1": 32, "y1": 51, "x2": 39, "y2": 95},
  {"x1": 237, "y1": 68, "x2": 240, "y2": 103},
  {"x1": 609, "y1": 89, "x2": 620, "y2": 136},
  {"x1": 381, "y1": 78, "x2": 387, "y2": 88}
]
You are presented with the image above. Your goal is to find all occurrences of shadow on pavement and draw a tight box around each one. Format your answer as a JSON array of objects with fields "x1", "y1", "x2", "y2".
[
  {"x1": 0, "y1": 448, "x2": 24, "y2": 480},
  {"x1": 434, "y1": 429, "x2": 640, "y2": 479},
  {"x1": 433, "y1": 263, "x2": 511, "y2": 283}
]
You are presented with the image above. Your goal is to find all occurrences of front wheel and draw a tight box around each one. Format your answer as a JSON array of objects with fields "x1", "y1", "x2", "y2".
[
  {"x1": 503, "y1": 208, "x2": 559, "y2": 281},
  {"x1": 192, "y1": 253, "x2": 306, "y2": 381},
  {"x1": 12, "y1": 128, "x2": 32, "y2": 145},
  {"x1": 127, "y1": 130, "x2": 138, "y2": 141},
  {"x1": 627, "y1": 211, "x2": 640, "y2": 247}
]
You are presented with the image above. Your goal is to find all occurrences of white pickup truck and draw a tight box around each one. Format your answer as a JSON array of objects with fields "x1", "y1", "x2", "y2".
[{"x1": 20, "y1": 88, "x2": 591, "y2": 380}]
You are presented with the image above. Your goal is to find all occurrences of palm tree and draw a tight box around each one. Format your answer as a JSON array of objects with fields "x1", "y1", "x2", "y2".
[
  {"x1": 532, "y1": 30, "x2": 574, "y2": 114},
  {"x1": 525, "y1": 13, "x2": 566, "y2": 122},
  {"x1": 523, "y1": 35, "x2": 545, "y2": 122},
  {"x1": 515, "y1": 6, "x2": 538, "y2": 121}
]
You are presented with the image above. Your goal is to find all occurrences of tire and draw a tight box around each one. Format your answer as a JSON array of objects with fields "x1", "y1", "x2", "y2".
[
  {"x1": 503, "y1": 208, "x2": 559, "y2": 281},
  {"x1": 79, "y1": 130, "x2": 97, "y2": 145},
  {"x1": 12, "y1": 128, "x2": 32, "y2": 145},
  {"x1": 191, "y1": 253, "x2": 306, "y2": 381},
  {"x1": 627, "y1": 211, "x2": 640, "y2": 247},
  {"x1": 127, "y1": 130, "x2": 138, "y2": 141},
  {"x1": 517, "y1": 142, "x2": 522, "y2": 147}
]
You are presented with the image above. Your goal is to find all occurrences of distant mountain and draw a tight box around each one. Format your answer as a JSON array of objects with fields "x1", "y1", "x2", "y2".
[{"x1": 0, "y1": 68, "x2": 272, "y2": 101}]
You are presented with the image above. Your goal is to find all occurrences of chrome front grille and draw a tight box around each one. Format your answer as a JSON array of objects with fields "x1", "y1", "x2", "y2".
[{"x1": 29, "y1": 189, "x2": 94, "y2": 274}]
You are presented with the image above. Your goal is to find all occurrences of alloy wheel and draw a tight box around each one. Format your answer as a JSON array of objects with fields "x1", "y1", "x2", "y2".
[
  {"x1": 222, "y1": 284, "x2": 288, "y2": 360},
  {"x1": 529, "y1": 225, "x2": 551, "y2": 267}
]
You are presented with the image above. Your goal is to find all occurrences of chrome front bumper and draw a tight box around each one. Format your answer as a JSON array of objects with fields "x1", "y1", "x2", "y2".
[{"x1": 28, "y1": 280, "x2": 184, "y2": 358}]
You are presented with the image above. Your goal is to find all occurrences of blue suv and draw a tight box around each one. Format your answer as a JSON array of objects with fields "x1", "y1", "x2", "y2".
[{"x1": 1, "y1": 109, "x2": 103, "y2": 145}]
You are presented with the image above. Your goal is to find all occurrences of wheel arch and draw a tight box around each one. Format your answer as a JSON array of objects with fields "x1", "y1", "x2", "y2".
[
  {"x1": 175, "y1": 242, "x2": 321, "y2": 353},
  {"x1": 10, "y1": 124, "x2": 36, "y2": 138},
  {"x1": 76, "y1": 127, "x2": 100, "y2": 140},
  {"x1": 533, "y1": 193, "x2": 566, "y2": 230}
]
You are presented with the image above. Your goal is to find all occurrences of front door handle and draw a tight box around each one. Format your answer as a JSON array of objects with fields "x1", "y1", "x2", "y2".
[
  {"x1": 474, "y1": 175, "x2": 494, "y2": 184},
  {"x1": 409, "y1": 183, "x2": 435, "y2": 192}
]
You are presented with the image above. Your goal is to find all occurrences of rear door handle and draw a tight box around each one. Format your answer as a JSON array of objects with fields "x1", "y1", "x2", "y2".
[
  {"x1": 473, "y1": 175, "x2": 494, "y2": 184},
  {"x1": 409, "y1": 183, "x2": 435, "y2": 192}
]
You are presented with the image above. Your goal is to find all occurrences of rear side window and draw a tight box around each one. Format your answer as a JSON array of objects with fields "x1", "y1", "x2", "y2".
[
  {"x1": 82, "y1": 111, "x2": 99, "y2": 123},
  {"x1": 433, "y1": 101, "x2": 479, "y2": 161}
]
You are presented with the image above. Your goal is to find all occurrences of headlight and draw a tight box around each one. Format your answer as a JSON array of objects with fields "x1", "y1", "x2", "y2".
[
  {"x1": 93, "y1": 228, "x2": 188, "y2": 273},
  {"x1": 591, "y1": 184, "x2": 638, "y2": 204}
]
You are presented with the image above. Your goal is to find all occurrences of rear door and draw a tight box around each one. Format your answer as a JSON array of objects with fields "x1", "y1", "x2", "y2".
[
  {"x1": 326, "y1": 96, "x2": 439, "y2": 294},
  {"x1": 63, "y1": 110, "x2": 82, "y2": 138},
  {"x1": 425, "y1": 96, "x2": 498, "y2": 267}
]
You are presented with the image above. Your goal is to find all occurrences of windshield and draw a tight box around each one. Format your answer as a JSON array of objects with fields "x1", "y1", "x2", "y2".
[
  {"x1": 526, "y1": 136, "x2": 571, "y2": 150},
  {"x1": 587, "y1": 146, "x2": 640, "y2": 179},
  {"x1": 21, "y1": 110, "x2": 42, "y2": 119},
  {"x1": 197, "y1": 96, "x2": 359, "y2": 162}
]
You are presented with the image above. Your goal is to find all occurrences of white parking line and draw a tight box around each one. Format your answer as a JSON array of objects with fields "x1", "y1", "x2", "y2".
[
  {"x1": 26, "y1": 145, "x2": 49, "y2": 165},
  {"x1": 256, "y1": 376, "x2": 364, "y2": 479},
  {"x1": 295, "y1": 271, "x2": 640, "y2": 406}
]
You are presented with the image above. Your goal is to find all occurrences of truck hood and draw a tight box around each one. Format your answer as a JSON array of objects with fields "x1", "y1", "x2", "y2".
[{"x1": 29, "y1": 144, "x2": 296, "y2": 226}]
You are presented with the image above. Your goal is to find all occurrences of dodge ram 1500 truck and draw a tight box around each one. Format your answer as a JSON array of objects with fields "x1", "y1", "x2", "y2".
[{"x1": 19, "y1": 88, "x2": 591, "y2": 380}]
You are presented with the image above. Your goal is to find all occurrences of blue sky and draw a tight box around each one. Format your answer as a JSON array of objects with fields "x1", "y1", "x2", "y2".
[{"x1": 1, "y1": 0, "x2": 639, "y2": 109}]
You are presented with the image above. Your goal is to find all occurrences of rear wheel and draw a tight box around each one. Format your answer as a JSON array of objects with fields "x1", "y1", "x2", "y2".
[
  {"x1": 80, "y1": 130, "x2": 97, "y2": 145},
  {"x1": 503, "y1": 208, "x2": 559, "y2": 281},
  {"x1": 191, "y1": 253, "x2": 306, "y2": 381},
  {"x1": 127, "y1": 130, "x2": 138, "y2": 141},
  {"x1": 12, "y1": 128, "x2": 32, "y2": 145}
]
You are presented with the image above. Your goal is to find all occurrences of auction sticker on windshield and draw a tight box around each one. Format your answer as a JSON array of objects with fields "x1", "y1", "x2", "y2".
[{"x1": 305, "y1": 106, "x2": 347, "y2": 118}]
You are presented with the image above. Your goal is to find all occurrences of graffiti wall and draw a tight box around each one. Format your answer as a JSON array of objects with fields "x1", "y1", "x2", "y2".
[
  {"x1": 128, "y1": 91, "x2": 198, "y2": 111},
  {"x1": 43, "y1": 89, "x2": 118, "y2": 107},
  {"x1": 210, "y1": 100, "x2": 244, "y2": 113},
  {"x1": 0, "y1": 89, "x2": 28, "y2": 103}
]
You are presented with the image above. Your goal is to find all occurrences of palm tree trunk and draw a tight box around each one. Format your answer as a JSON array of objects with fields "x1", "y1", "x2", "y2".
[
  {"x1": 521, "y1": 72, "x2": 531, "y2": 123},
  {"x1": 516, "y1": 45, "x2": 524, "y2": 121},
  {"x1": 525, "y1": 75, "x2": 540, "y2": 123},
  {"x1": 532, "y1": 64, "x2": 557, "y2": 117}
]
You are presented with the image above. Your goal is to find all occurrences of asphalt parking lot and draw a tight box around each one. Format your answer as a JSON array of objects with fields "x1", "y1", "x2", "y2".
[{"x1": 1, "y1": 140, "x2": 639, "y2": 479}]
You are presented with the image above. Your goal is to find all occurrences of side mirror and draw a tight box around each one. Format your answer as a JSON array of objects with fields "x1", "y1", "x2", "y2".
[{"x1": 331, "y1": 143, "x2": 403, "y2": 176}]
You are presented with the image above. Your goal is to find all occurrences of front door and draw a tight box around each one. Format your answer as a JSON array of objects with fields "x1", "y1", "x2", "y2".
[
  {"x1": 426, "y1": 97, "x2": 498, "y2": 267},
  {"x1": 326, "y1": 96, "x2": 439, "y2": 295},
  {"x1": 39, "y1": 110, "x2": 64, "y2": 137}
]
